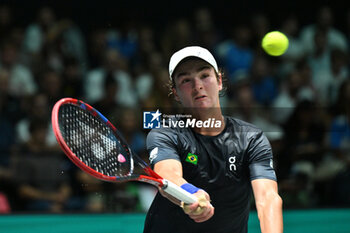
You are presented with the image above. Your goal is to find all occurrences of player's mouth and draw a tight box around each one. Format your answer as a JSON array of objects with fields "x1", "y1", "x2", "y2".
[{"x1": 194, "y1": 95, "x2": 207, "y2": 101}]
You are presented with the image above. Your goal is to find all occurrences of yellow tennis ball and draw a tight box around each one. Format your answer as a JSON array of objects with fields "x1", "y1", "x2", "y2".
[{"x1": 262, "y1": 31, "x2": 289, "y2": 56}]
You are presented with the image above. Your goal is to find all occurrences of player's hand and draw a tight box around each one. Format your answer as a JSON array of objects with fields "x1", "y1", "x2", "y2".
[{"x1": 181, "y1": 189, "x2": 214, "y2": 223}]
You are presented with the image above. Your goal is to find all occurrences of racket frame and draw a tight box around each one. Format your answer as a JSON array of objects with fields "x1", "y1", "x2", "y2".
[{"x1": 52, "y1": 98, "x2": 197, "y2": 204}]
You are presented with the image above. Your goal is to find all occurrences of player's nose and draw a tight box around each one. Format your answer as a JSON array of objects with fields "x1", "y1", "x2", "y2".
[{"x1": 192, "y1": 77, "x2": 203, "y2": 92}]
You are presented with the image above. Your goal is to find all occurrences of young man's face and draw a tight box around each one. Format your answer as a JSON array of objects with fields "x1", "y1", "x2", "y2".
[{"x1": 172, "y1": 58, "x2": 222, "y2": 109}]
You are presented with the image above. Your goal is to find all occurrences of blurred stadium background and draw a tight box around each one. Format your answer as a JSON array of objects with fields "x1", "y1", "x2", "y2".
[{"x1": 0, "y1": 0, "x2": 349, "y2": 232}]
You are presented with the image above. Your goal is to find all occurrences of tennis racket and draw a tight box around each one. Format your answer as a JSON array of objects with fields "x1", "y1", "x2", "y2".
[{"x1": 51, "y1": 98, "x2": 196, "y2": 204}]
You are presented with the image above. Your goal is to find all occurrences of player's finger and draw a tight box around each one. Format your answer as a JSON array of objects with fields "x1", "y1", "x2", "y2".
[
  {"x1": 192, "y1": 205, "x2": 215, "y2": 223},
  {"x1": 182, "y1": 194, "x2": 206, "y2": 215},
  {"x1": 182, "y1": 202, "x2": 199, "y2": 214},
  {"x1": 188, "y1": 202, "x2": 213, "y2": 218}
]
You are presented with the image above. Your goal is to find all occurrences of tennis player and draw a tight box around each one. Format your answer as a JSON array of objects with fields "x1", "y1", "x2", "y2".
[{"x1": 143, "y1": 46, "x2": 283, "y2": 233}]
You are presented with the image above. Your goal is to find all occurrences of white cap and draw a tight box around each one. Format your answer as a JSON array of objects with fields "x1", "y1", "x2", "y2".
[{"x1": 168, "y1": 46, "x2": 218, "y2": 80}]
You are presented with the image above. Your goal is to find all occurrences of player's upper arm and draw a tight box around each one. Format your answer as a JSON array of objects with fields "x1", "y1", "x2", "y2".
[
  {"x1": 146, "y1": 129, "x2": 180, "y2": 166},
  {"x1": 146, "y1": 130, "x2": 187, "y2": 186},
  {"x1": 247, "y1": 130, "x2": 276, "y2": 181}
]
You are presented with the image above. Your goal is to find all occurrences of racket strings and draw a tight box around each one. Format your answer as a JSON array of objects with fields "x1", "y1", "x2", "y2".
[{"x1": 59, "y1": 104, "x2": 132, "y2": 177}]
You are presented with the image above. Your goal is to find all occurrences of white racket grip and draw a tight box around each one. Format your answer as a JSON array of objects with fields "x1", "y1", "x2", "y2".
[{"x1": 162, "y1": 179, "x2": 197, "y2": 204}]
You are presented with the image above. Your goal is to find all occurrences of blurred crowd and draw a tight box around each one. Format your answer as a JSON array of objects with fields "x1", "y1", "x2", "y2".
[{"x1": 0, "y1": 4, "x2": 349, "y2": 214}]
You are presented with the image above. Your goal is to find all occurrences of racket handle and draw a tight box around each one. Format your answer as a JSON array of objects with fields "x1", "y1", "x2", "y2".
[{"x1": 162, "y1": 179, "x2": 197, "y2": 204}]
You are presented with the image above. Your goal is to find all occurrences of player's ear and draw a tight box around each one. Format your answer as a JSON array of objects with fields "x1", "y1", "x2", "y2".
[
  {"x1": 217, "y1": 72, "x2": 223, "y2": 91},
  {"x1": 172, "y1": 87, "x2": 180, "y2": 102}
]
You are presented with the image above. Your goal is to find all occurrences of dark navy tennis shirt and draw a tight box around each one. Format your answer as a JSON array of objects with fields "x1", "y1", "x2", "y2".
[{"x1": 143, "y1": 116, "x2": 276, "y2": 233}]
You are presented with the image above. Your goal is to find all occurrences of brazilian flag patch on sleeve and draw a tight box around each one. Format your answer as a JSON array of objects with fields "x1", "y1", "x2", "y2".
[{"x1": 185, "y1": 153, "x2": 198, "y2": 165}]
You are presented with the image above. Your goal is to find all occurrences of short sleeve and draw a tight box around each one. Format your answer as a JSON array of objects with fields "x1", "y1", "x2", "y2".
[
  {"x1": 146, "y1": 129, "x2": 180, "y2": 166},
  {"x1": 247, "y1": 131, "x2": 277, "y2": 181}
]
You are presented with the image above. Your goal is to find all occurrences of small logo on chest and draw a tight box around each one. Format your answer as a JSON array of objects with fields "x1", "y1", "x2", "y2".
[
  {"x1": 228, "y1": 156, "x2": 236, "y2": 171},
  {"x1": 185, "y1": 153, "x2": 198, "y2": 165}
]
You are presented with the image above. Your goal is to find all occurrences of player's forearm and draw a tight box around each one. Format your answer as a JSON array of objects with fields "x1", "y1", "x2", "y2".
[
  {"x1": 160, "y1": 171, "x2": 188, "y2": 186},
  {"x1": 257, "y1": 193, "x2": 283, "y2": 233},
  {"x1": 154, "y1": 159, "x2": 187, "y2": 186}
]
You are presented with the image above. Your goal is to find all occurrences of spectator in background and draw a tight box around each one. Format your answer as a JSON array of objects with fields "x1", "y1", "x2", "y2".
[
  {"x1": 0, "y1": 40, "x2": 37, "y2": 97},
  {"x1": 41, "y1": 18, "x2": 87, "y2": 74},
  {"x1": 161, "y1": 18, "x2": 194, "y2": 59},
  {"x1": 62, "y1": 57, "x2": 84, "y2": 99},
  {"x1": 278, "y1": 14, "x2": 304, "y2": 79},
  {"x1": 192, "y1": 7, "x2": 220, "y2": 51},
  {"x1": 106, "y1": 23, "x2": 138, "y2": 61},
  {"x1": 94, "y1": 72, "x2": 120, "y2": 119},
  {"x1": 309, "y1": 39, "x2": 348, "y2": 107},
  {"x1": 271, "y1": 70, "x2": 305, "y2": 125},
  {"x1": 84, "y1": 48, "x2": 137, "y2": 107},
  {"x1": 250, "y1": 13, "x2": 270, "y2": 50},
  {"x1": 141, "y1": 67, "x2": 174, "y2": 108},
  {"x1": 327, "y1": 80, "x2": 350, "y2": 166},
  {"x1": 299, "y1": 5, "x2": 348, "y2": 56},
  {"x1": 325, "y1": 50, "x2": 348, "y2": 105},
  {"x1": 134, "y1": 51, "x2": 163, "y2": 104},
  {"x1": 280, "y1": 14, "x2": 304, "y2": 62},
  {"x1": 312, "y1": 80, "x2": 350, "y2": 205},
  {"x1": 22, "y1": 6, "x2": 87, "y2": 75},
  {"x1": 327, "y1": 80, "x2": 350, "y2": 205},
  {"x1": 21, "y1": 6, "x2": 57, "y2": 70},
  {"x1": 330, "y1": 79, "x2": 350, "y2": 156},
  {"x1": 330, "y1": 78, "x2": 350, "y2": 117},
  {"x1": 129, "y1": 27, "x2": 159, "y2": 103},
  {"x1": 130, "y1": 25, "x2": 157, "y2": 77},
  {"x1": 15, "y1": 120, "x2": 72, "y2": 212},
  {"x1": 250, "y1": 54, "x2": 278, "y2": 106},
  {"x1": 0, "y1": 5, "x2": 13, "y2": 46},
  {"x1": 38, "y1": 68, "x2": 63, "y2": 107},
  {"x1": 0, "y1": 68, "x2": 17, "y2": 212},
  {"x1": 216, "y1": 24, "x2": 254, "y2": 85},
  {"x1": 279, "y1": 100, "x2": 327, "y2": 207},
  {"x1": 307, "y1": 28, "x2": 332, "y2": 105},
  {"x1": 0, "y1": 5, "x2": 23, "y2": 54},
  {"x1": 0, "y1": 68, "x2": 17, "y2": 171},
  {"x1": 57, "y1": 19, "x2": 88, "y2": 74},
  {"x1": 73, "y1": 169, "x2": 106, "y2": 212},
  {"x1": 87, "y1": 29, "x2": 108, "y2": 69},
  {"x1": 294, "y1": 59, "x2": 317, "y2": 101},
  {"x1": 346, "y1": 9, "x2": 350, "y2": 54},
  {"x1": 22, "y1": 6, "x2": 56, "y2": 55},
  {"x1": 282, "y1": 100, "x2": 326, "y2": 171},
  {"x1": 0, "y1": 68, "x2": 22, "y2": 123},
  {"x1": 15, "y1": 93, "x2": 57, "y2": 148}
]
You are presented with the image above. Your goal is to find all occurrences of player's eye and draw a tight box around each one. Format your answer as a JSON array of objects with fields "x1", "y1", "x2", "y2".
[
  {"x1": 201, "y1": 73, "x2": 209, "y2": 79},
  {"x1": 181, "y1": 78, "x2": 190, "y2": 84}
]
